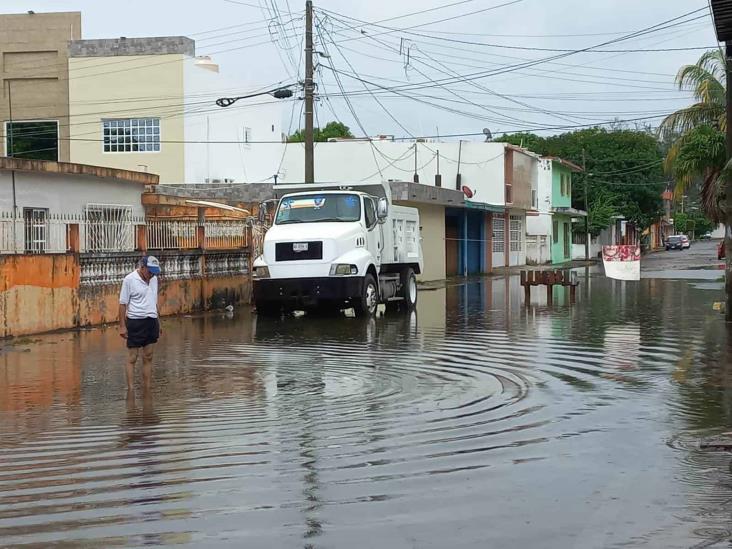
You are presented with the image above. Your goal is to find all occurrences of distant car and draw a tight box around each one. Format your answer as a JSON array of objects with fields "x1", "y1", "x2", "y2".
[
  {"x1": 700, "y1": 232, "x2": 712, "y2": 240},
  {"x1": 680, "y1": 235, "x2": 691, "y2": 249},
  {"x1": 719, "y1": 241, "x2": 726, "y2": 261},
  {"x1": 666, "y1": 235, "x2": 684, "y2": 251}
]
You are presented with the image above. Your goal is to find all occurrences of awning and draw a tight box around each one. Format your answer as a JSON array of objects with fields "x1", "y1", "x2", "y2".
[
  {"x1": 464, "y1": 200, "x2": 504, "y2": 213},
  {"x1": 552, "y1": 207, "x2": 587, "y2": 217}
]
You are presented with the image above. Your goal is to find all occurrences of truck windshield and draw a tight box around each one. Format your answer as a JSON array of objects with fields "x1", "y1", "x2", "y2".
[{"x1": 275, "y1": 194, "x2": 361, "y2": 224}]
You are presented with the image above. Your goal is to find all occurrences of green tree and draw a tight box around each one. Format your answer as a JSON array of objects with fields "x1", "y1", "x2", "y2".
[
  {"x1": 500, "y1": 127, "x2": 665, "y2": 235},
  {"x1": 659, "y1": 50, "x2": 727, "y2": 222},
  {"x1": 288, "y1": 121, "x2": 354, "y2": 142}
]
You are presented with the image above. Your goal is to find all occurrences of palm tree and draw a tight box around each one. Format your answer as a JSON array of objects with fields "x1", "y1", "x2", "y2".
[{"x1": 659, "y1": 49, "x2": 727, "y2": 221}]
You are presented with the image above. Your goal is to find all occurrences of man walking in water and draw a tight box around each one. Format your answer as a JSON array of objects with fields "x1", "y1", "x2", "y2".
[{"x1": 119, "y1": 256, "x2": 162, "y2": 391}]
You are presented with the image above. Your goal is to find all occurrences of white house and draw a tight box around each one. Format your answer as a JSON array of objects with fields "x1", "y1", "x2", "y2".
[
  {"x1": 183, "y1": 56, "x2": 284, "y2": 185},
  {"x1": 0, "y1": 157, "x2": 154, "y2": 253}
]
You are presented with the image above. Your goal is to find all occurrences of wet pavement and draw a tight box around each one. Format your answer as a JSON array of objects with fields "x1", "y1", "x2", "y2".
[{"x1": 1, "y1": 259, "x2": 732, "y2": 548}]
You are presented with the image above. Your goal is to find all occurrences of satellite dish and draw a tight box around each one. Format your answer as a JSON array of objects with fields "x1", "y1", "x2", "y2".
[
  {"x1": 462, "y1": 185, "x2": 474, "y2": 199},
  {"x1": 482, "y1": 128, "x2": 492, "y2": 142}
]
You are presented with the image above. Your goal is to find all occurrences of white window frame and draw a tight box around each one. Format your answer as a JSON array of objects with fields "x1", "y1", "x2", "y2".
[
  {"x1": 4, "y1": 119, "x2": 59, "y2": 161},
  {"x1": 102, "y1": 118, "x2": 161, "y2": 154},
  {"x1": 509, "y1": 214, "x2": 523, "y2": 252}
]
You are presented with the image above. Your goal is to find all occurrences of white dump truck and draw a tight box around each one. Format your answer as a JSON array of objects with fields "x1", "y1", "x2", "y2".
[{"x1": 252, "y1": 182, "x2": 423, "y2": 316}]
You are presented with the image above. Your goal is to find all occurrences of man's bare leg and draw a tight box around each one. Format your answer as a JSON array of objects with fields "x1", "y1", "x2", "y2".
[
  {"x1": 126, "y1": 348, "x2": 139, "y2": 390},
  {"x1": 142, "y1": 344, "x2": 154, "y2": 391}
]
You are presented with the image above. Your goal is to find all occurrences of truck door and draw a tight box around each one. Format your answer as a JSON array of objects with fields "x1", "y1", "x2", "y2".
[{"x1": 364, "y1": 196, "x2": 381, "y2": 268}]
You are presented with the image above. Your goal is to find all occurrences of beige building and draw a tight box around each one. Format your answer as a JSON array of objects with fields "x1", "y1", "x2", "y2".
[
  {"x1": 68, "y1": 37, "x2": 192, "y2": 183},
  {"x1": 0, "y1": 11, "x2": 81, "y2": 162}
]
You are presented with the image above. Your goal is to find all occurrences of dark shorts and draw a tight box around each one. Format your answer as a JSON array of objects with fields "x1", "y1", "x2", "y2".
[{"x1": 126, "y1": 317, "x2": 160, "y2": 349}]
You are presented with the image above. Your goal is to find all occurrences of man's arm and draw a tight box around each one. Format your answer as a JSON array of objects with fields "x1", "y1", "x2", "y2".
[
  {"x1": 119, "y1": 304, "x2": 128, "y2": 338},
  {"x1": 119, "y1": 277, "x2": 130, "y2": 339}
]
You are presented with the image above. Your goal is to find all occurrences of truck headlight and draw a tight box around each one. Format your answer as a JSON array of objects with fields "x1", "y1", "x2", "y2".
[
  {"x1": 253, "y1": 266, "x2": 270, "y2": 279},
  {"x1": 330, "y1": 264, "x2": 358, "y2": 276}
]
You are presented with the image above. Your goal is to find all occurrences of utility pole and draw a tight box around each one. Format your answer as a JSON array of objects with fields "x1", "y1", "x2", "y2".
[
  {"x1": 304, "y1": 0, "x2": 315, "y2": 184},
  {"x1": 726, "y1": 41, "x2": 732, "y2": 321},
  {"x1": 582, "y1": 147, "x2": 589, "y2": 261},
  {"x1": 7, "y1": 80, "x2": 17, "y2": 253}
]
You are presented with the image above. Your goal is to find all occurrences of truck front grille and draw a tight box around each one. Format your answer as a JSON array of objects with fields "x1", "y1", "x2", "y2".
[{"x1": 275, "y1": 241, "x2": 323, "y2": 261}]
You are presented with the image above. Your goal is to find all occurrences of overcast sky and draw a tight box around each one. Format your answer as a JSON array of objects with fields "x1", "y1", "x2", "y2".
[{"x1": 3, "y1": 0, "x2": 720, "y2": 141}]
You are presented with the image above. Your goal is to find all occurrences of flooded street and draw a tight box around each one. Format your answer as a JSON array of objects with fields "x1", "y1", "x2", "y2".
[{"x1": 1, "y1": 249, "x2": 731, "y2": 548}]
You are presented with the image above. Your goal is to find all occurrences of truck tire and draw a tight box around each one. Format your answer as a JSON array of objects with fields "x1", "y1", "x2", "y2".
[
  {"x1": 354, "y1": 274, "x2": 378, "y2": 317},
  {"x1": 401, "y1": 267, "x2": 418, "y2": 310}
]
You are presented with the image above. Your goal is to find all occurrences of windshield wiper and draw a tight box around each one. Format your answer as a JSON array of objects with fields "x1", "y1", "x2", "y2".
[
  {"x1": 277, "y1": 219, "x2": 305, "y2": 224},
  {"x1": 314, "y1": 217, "x2": 351, "y2": 222}
]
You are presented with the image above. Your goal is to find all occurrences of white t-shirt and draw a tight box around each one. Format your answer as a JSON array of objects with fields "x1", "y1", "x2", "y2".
[{"x1": 119, "y1": 270, "x2": 159, "y2": 319}]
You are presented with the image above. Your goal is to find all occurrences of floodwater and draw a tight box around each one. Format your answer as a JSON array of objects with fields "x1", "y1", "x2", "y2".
[{"x1": 1, "y1": 268, "x2": 731, "y2": 548}]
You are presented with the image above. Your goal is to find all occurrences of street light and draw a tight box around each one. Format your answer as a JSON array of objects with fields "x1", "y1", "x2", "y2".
[{"x1": 216, "y1": 87, "x2": 294, "y2": 108}]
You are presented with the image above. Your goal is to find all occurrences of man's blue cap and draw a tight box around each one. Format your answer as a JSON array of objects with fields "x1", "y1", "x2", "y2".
[{"x1": 141, "y1": 255, "x2": 161, "y2": 275}]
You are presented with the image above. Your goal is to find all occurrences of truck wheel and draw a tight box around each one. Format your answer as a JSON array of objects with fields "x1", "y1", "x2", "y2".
[
  {"x1": 354, "y1": 274, "x2": 378, "y2": 317},
  {"x1": 401, "y1": 268, "x2": 418, "y2": 310},
  {"x1": 255, "y1": 301, "x2": 281, "y2": 317}
]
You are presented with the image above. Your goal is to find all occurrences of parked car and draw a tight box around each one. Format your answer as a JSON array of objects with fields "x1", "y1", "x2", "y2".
[
  {"x1": 680, "y1": 235, "x2": 691, "y2": 249},
  {"x1": 719, "y1": 240, "x2": 726, "y2": 261},
  {"x1": 665, "y1": 235, "x2": 684, "y2": 251},
  {"x1": 700, "y1": 232, "x2": 712, "y2": 240}
]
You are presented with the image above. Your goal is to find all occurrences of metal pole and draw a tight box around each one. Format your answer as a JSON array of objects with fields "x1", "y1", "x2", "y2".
[
  {"x1": 7, "y1": 80, "x2": 17, "y2": 252},
  {"x1": 304, "y1": 0, "x2": 315, "y2": 184},
  {"x1": 726, "y1": 42, "x2": 732, "y2": 321},
  {"x1": 582, "y1": 147, "x2": 589, "y2": 261},
  {"x1": 456, "y1": 140, "x2": 463, "y2": 190},
  {"x1": 413, "y1": 143, "x2": 419, "y2": 183}
]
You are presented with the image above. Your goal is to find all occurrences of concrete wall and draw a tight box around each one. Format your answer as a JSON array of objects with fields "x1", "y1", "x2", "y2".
[
  {"x1": 509, "y1": 149, "x2": 534, "y2": 211},
  {"x1": 0, "y1": 252, "x2": 250, "y2": 338},
  {"x1": 395, "y1": 201, "x2": 445, "y2": 282},
  {"x1": 0, "y1": 170, "x2": 146, "y2": 217},
  {"x1": 183, "y1": 58, "x2": 283, "y2": 184},
  {"x1": 0, "y1": 11, "x2": 82, "y2": 162},
  {"x1": 68, "y1": 54, "x2": 186, "y2": 182},
  {"x1": 279, "y1": 141, "x2": 508, "y2": 207}
]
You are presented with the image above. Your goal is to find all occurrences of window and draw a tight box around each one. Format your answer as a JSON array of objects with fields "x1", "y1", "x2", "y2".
[
  {"x1": 560, "y1": 174, "x2": 566, "y2": 196},
  {"x1": 103, "y1": 118, "x2": 160, "y2": 153},
  {"x1": 531, "y1": 189, "x2": 538, "y2": 209},
  {"x1": 492, "y1": 217, "x2": 505, "y2": 253},
  {"x1": 6, "y1": 121, "x2": 58, "y2": 161},
  {"x1": 566, "y1": 174, "x2": 571, "y2": 196},
  {"x1": 275, "y1": 194, "x2": 361, "y2": 225},
  {"x1": 510, "y1": 215, "x2": 523, "y2": 252},
  {"x1": 23, "y1": 208, "x2": 48, "y2": 253},
  {"x1": 553, "y1": 220, "x2": 559, "y2": 243},
  {"x1": 85, "y1": 204, "x2": 134, "y2": 252},
  {"x1": 505, "y1": 182, "x2": 513, "y2": 204},
  {"x1": 364, "y1": 197, "x2": 377, "y2": 228}
]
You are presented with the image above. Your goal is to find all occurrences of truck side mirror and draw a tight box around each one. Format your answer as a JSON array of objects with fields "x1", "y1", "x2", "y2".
[{"x1": 377, "y1": 197, "x2": 389, "y2": 220}]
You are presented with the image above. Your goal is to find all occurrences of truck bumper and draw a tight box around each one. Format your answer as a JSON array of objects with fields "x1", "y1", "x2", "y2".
[{"x1": 254, "y1": 277, "x2": 363, "y2": 308}]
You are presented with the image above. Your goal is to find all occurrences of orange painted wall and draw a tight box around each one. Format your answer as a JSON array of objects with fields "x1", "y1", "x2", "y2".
[{"x1": 1, "y1": 254, "x2": 250, "y2": 338}]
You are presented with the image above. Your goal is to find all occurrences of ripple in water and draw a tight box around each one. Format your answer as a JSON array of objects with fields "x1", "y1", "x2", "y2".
[{"x1": 0, "y1": 278, "x2": 729, "y2": 548}]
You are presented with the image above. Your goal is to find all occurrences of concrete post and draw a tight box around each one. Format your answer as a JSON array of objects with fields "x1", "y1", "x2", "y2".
[
  {"x1": 135, "y1": 225, "x2": 147, "y2": 252},
  {"x1": 68, "y1": 223, "x2": 80, "y2": 253}
]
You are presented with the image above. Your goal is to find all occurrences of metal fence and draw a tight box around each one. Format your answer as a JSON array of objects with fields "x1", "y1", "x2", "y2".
[
  {"x1": 145, "y1": 219, "x2": 249, "y2": 251},
  {"x1": 1, "y1": 212, "x2": 71, "y2": 254},
  {"x1": 0, "y1": 211, "x2": 252, "y2": 254}
]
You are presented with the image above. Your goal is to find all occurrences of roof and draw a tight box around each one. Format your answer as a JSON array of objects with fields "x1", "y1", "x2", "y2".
[
  {"x1": 711, "y1": 0, "x2": 732, "y2": 41},
  {"x1": 544, "y1": 156, "x2": 584, "y2": 173},
  {"x1": 0, "y1": 157, "x2": 159, "y2": 185}
]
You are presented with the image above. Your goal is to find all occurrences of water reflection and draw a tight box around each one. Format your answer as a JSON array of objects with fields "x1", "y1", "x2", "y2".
[{"x1": 0, "y1": 274, "x2": 730, "y2": 547}]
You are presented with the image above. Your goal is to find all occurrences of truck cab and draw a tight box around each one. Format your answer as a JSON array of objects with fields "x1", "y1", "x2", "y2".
[{"x1": 252, "y1": 183, "x2": 422, "y2": 316}]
